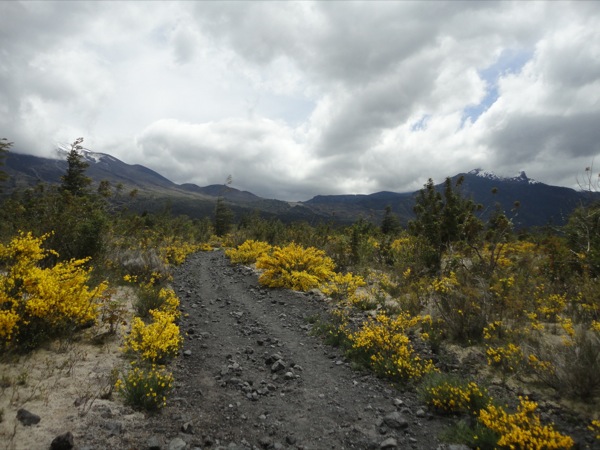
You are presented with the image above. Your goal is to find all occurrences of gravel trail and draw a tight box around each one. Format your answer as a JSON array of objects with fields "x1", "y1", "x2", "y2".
[
  {"x1": 76, "y1": 250, "x2": 453, "y2": 450},
  {"x1": 140, "y1": 250, "x2": 452, "y2": 450}
]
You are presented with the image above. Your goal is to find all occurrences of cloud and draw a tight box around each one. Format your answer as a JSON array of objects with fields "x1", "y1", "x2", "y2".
[
  {"x1": 134, "y1": 117, "x2": 316, "y2": 200},
  {"x1": 1, "y1": 1, "x2": 600, "y2": 200}
]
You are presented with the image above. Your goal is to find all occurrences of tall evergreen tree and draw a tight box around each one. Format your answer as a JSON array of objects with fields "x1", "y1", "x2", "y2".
[
  {"x1": 0, "y1": 138, "x2": 11, "y2": 191},
  {"x1": 214, "y1": 197, "x2": 234, "y2": 237},
  {"x1": 409, "y1": 176, "x2": 483, "y2": 271},
  {"x1": 60, "y1": 137, "x2": 91, "y2": 196},
  {"x1": 381, "y1": 205, "x2": 401, "y2": 235}
]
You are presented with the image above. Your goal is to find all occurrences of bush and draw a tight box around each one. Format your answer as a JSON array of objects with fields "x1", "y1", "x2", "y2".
[
  {"x1": 319, "y1": 271, "x2": 366, "y2": 301},
  {"x1": 115, "y1": 363, "x2": 174, "y2": 411},
  {"x1": 123, "y1": 309, "x2": 182, "y2": 363},
  {"x1": 225, "y1": 239, "x2": 273, "y2": 264},
  {"x1": 347, "y1": 312, "x2": 437, "y2": 383},
  {"x1": 528, "y1": 325, "x2": 600, "y2": 400},
  {"x1": 0, "y1": 231, "x2": 107, "y2": 350},
  {"x1": 478, "y1": 397, "x2": 574, "y2": 449},
  {"x1": 419, "y1": 373, "x2": 490, "y2": 416},
  {"x1": 124, "y1": 274, "x2": 180, "y2": 319},
  {"x1": 256, "y1": 242, "x2": 335, "y2": 291}
]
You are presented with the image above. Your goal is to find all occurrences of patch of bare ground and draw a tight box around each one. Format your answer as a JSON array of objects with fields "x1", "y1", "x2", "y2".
[{"x1": 0, "y1": 287, "x2": 136, "y2": 450}]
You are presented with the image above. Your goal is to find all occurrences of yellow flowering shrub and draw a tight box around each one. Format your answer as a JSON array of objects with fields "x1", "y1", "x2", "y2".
[
  {"x1": 156, "y1": 287, "x2": 180, "y2": 318},
  {"x1": 115, "y1": 363, "x2": 174, "y2": 411},
  {"x1": 478, "y1": 397, "x2": 574, "y2": 449},
  {"x1": 320, "y1": 272, "x2": 366, "y2": 301},
  {"x1": 348, "y1": 312, "x2": 437, "y2": 382},
  {"x1": 225, "y1": 240, "x2": 273, "y2": 264},
  {"x1": 432, "y1": 271, "x2": 460, "y2": 294},
  {"x1": 0, "y1": 231, "x2": 107, "y2": 348},
  {"x1": 160, "y1": 238, "x2": 201, "y2": 265},
  {"x1": 124, "y1": 309, "x2": 182, "y2": 363},
  {"x1": 485, "y1": 343, "x2": 526, "y2": 374},
  {"x1": 0, "y1": 301, "x2": 19, "y2": 341},
  {"x1": 124, "y1": 273, "x2": 180, "y2": 319},
  {"x1": 430, "y1": 269, "x2": 488, "y2": 342},
  {"x1": 537, "y1": 292, "x2": 568, "y2": 323},
  {"x1": 198, "y1": 242, "x2": 213, "y2": 252},
  {"x1": 420, "y1": 374, "x2": 490, "y2": 416},
  {"x1": 256, "y1": 242, "x2": 335, "y2": 291}
]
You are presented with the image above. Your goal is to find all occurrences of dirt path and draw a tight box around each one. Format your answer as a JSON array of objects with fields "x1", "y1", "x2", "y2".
[{"x1": 130, "y1": 250, "x2": 452, "y2": 450}]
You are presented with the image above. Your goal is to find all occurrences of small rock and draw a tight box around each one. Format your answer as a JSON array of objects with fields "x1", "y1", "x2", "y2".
[
  {"x1": 16, "y1": 408, "x2": 40, "y2": 426},
  {"x1": 104, "y1": 421, "x2": 123, "y2": 436},
  {"x1": 50, "y1": 431, "x2": 74, "y2": 450},
  {"x1": 415, "y1": 408, "x2": 426, "y2": 418},
  {"x1": 168, "y1": 437, "x2": 187, "y2": 450},
  {"x1": 181, "y1": 421, "x2": 194, "y2": 434},
  {"x1": 183, "y1": 350, "x2": 192, "y2": 357},
  {"x1": 271, "y1": 359, "x2": 286, "y2": 373},
  {"x1": 258, "y1": 437, "x2": 272, "y2": 449},
  {"x1": 380, "y1": 437, "x2": 398, "y2": 449},
  {"x1": 383, "y1": 411, "x2": 409, "y2": 429},
  {"x1": 265, "y1": 353, "x2": 284, "y2": 365},
  {"x1": 146, "y1": 435, "x2": 162, "y2": 450}
]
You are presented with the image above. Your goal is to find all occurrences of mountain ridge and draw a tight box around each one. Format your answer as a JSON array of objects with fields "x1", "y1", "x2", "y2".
[{"x1": 3, "y1": 149, "x2": 597, "y2": 227}]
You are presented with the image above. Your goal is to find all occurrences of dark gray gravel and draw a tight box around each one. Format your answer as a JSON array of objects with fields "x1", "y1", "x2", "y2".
[{"x1": 72, "y1": 250, "x2": 597, "y2": 449}]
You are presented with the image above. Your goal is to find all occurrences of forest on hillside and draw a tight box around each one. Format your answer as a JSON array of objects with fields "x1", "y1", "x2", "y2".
[{"x1": 1, "y1": 138, "x2": 599, "y2": 448}]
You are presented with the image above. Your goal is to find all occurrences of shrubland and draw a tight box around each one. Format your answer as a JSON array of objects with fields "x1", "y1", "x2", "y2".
[
  {"x1": 0, "y1": 139, "x2": 209, "y2": 419},
  {"x1": 225, "y1": 174, "x2": 600, "y2": 448},
  {"x1": 1, "y1": 137, "x2": 599, "y2": 447}
]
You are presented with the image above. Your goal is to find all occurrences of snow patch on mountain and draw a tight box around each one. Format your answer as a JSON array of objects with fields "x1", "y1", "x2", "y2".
[
  {"x1": 469, "y1": 168, "x2": 539, "y2": 184},
  {"x1": 55, "y1": 143, "x2": 114, "y2": 164}
]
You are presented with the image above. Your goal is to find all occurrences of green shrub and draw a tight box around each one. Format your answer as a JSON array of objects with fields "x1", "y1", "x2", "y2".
[{"x1": 115, "y1": 363, "x2": 174, "y2": 411}]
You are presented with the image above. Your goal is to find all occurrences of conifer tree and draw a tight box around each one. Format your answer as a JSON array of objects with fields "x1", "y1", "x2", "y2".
[
  {"x1": 214, "y1": 197, "x2": 234, "y2": 237},
  {"x1": 0, "y1": 138, "x2": 11, "y2": 191},
  {"x1": 60, "y1": 137, "x2": 91, "y2": 196},
  {"x1": 409, "y1": 176, "x2": 482, "y2": 271},
  {"x1": 381, "y1": 205, "x2": 401, "y2": 235}
]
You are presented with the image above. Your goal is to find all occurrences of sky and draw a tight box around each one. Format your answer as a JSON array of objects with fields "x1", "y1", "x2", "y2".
[{"x1": 1, "y1": 1, "x2": 600, "y2": 201}]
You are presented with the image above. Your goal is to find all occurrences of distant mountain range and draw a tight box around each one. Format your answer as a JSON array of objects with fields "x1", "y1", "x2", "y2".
[{"x1": 2, "y1": 149, "x2": 597, "y2": 228}]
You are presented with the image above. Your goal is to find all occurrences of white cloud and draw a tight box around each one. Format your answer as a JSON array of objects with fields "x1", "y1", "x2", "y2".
[{"x1": 1, "y1": 1, "x2": 600, "y2": 200}]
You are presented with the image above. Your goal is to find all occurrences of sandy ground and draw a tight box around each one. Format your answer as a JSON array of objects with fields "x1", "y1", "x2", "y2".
[{"x1": 0, "y1": 288, "x2": 134, "y2": 450}]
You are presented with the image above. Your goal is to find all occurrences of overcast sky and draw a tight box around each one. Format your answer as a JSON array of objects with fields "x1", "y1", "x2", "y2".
[{"x1": 2, "y1": 1, "x2": 600, "y2": 201}]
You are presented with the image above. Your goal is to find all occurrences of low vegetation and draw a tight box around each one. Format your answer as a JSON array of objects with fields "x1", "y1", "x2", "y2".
[{"x1": 1, "y1": 136, "x2": 599, "y2": 446}]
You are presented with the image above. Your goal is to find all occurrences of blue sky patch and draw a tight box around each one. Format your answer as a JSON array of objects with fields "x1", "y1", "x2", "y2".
[{"x1": 462, "y1": 48, "x2": 533, "y2": 126}]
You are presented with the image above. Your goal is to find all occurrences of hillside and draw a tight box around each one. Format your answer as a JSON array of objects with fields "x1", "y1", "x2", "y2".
[{"x1": 3, "y1": 150, "x2": 597, "y2": 228}]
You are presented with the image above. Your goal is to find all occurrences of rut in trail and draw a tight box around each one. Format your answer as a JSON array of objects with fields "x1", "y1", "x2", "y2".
[{"x1": 128, "y1": 250, "x2": 451, "y2": 450}]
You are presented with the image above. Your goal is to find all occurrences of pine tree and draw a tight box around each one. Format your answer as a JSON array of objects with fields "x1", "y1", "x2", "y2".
[
  {"x1": 381, "y1": 205, "x2": 401, "y2": 235},
  {"x1": 409, "y1": 177, "x2": 482, "y2": 271},
  {"x1": 214, "y1": 197, "x2": 234, "y2": 237},
  {"x1": 0, "y1": 138, "x2": 12, "y2": 191},
  {"x1": 60, "y1": 137, "x2": 91, "y2": 196}
]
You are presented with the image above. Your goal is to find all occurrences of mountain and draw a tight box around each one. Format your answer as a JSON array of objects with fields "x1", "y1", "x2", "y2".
[
  {"x1": 303, "y1": 169, "x2": 598, "y2": 228},
  {"x1": 2, "y1": 149, "x2": 597, "y2": 228},
  {"x1": 1, "y1": 149, "x2": 322, "y2": 223},
  {"x1": 448, "y1": 169, "x2": 589, "y2": 228}
]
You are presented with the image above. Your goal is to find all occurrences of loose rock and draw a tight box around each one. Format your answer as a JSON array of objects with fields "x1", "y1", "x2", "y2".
[
  {"x1": 383, "y1": 411, "x2": 409, "y2": 429},
  {"x1": 16, "y1": 408, "x2": 40, "y2": 426},
  {"x1": 50, "y1": 431, "x2": 74, "y2": 450}
]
